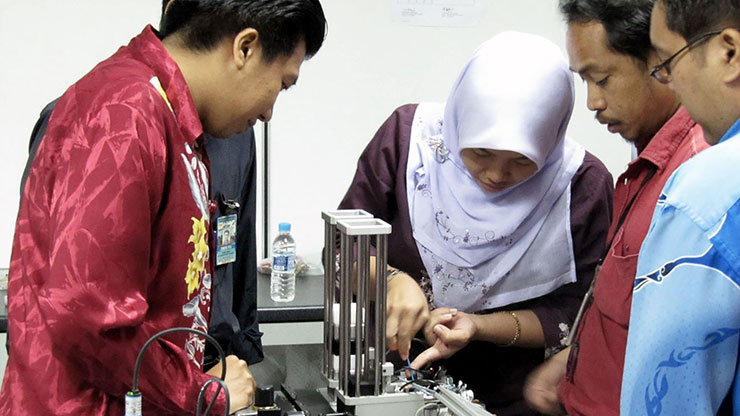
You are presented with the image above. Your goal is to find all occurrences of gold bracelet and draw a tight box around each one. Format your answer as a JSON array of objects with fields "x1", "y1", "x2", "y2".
[{"x1": 497, "y1": 311, "x2": 521, "y2": 347}]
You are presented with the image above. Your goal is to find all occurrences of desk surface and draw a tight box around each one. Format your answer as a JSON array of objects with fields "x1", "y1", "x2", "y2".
[{"x1": 256, "y1": 272, "x2": 325, "y2": 323}]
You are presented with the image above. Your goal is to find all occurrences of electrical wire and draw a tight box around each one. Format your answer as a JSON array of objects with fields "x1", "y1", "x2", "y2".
[
  {"x1": 128, "y1": 327, "x2": 228, "y2": 416},
  {"x1": 394, "y1": 366, "x2": 432, "y2": 378},
  {"x1": 197, "y1": 378, "x2": 230, "y2": 416},
  {"x1": 400, "y1": 378, "x2": 439, "y2": 395}
]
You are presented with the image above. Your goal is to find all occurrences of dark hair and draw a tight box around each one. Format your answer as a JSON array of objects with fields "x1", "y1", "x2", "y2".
[
  {"x1": 559, "y1": 0, "x2": 656, "y2": 63},
  {"x1": 658, "y1": 0, "x2": 739, "y2": 40},
  {"x1": 159, "y1": 0, "x2": 327, "y2": 61}
]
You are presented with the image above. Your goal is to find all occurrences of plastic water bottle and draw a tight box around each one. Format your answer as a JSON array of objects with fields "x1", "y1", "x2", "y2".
[{"x1": 271, "y1": 222, "x2": 296, "y2": 302}]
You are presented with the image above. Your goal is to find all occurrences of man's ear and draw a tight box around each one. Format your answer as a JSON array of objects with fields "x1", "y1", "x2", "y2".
[
  {"x1": 718, "y1": 28, "x2": 740, "y2": 84},
  {"x1": 232, "y1": 28, "x2": 260, "y2": 70},
  {"x1": 163, "y1": 0, "x2": 174, "y2": 16}
]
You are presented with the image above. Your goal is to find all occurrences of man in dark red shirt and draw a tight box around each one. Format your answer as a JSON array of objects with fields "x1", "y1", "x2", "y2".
[
  {"x1": 524, "y1": 1, "x2": 708, "y2": 415},
  {"x1": 0, "y1": 1, "x2": 326, "y2": 415}
]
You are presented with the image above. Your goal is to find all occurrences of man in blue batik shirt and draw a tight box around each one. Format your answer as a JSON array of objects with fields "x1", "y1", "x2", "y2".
[{"x1": 621, "y1": 0, "x2": 740, "y2": 415}]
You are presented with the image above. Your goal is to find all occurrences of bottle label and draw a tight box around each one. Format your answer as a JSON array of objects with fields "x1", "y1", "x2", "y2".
[{"x1": 272, "y1": 254, "x2": 295, "y2": 272}]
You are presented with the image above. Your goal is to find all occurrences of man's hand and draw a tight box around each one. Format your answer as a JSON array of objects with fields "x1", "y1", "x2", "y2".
[
  {"x1": 206, "y1": 354, "x2": 256, "y2": 413},
  {"x1": 523, "y1": 346, "x2": 569, "y2": 415},
  {"x1": 410, "y1": 310, "x2": 476, "y2": 369},
  {"x1": 386, "y1": 272, "x2": 429, "y2": 360}
]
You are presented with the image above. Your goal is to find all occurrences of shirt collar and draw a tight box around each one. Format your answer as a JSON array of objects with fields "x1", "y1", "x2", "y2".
[
  {"x1": 628, "y1": 106, "x2": 696, "y2": 172},
  {"x1": 127, "y1": 25, "x2": 203, "y2": 144},
  {"x1": 718, "y1": 117, "x2": 740, "y2": 144}
]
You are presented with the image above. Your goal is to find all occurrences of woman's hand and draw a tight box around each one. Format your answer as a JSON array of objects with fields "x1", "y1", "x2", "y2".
[
  {"x1": 411, "y1": 310, "x2": 476, "y2": 369},
  {"x1": 386, "y1": 271, "x2": 429, "y2": 360},
  {"x1": 421, "y1": 307, "x2": 458, "y2": 346}
]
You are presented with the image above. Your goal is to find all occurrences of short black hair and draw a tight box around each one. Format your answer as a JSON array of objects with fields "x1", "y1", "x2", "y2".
[
  {"x1": 559, "y1": 0, "x2": 656, "y2": 63},
  {"x1": 159, "y1": 0, "x2": 327, "y2": 61},
  {"x1": 658, "y1": 0, "x2": 739, "y2": 41}
]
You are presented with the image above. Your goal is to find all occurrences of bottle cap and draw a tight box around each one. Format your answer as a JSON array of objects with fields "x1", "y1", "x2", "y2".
[{"x1": 278, "y1": 222, "x2": 291, "y2": 232}]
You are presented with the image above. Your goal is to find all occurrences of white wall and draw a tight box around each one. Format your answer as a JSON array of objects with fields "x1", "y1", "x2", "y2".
[
  {"x1": 0, "y1": 0, "x2": 162, "y2": 266},
  {"x1": 268, "y1": 0, "x2": 632, "y2": 263},
  {"x1": 0, "y1": 1, "x2": 632, "y2": 268}
]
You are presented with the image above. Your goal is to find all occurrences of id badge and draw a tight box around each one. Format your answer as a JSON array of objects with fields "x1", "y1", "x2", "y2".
[{"x1": 216, "y1": 214, "x2": 237, "y2": 265}]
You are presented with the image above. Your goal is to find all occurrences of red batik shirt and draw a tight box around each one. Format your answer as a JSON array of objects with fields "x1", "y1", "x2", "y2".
[
  {"x1": 558, "y1": 107, "x2": 707, "y2": 416},
  {"x1": 0, "y1": 26, "x2": 226, "y2": 415}
]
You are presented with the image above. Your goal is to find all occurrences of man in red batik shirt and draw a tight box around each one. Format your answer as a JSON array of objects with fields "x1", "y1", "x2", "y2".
[{"x1": 0, "y1": 1, "x2": 326, "y2": 415}]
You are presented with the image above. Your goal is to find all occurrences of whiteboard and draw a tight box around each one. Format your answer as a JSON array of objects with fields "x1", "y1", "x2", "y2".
[{"x1": 0, "y1": 0, "x2": 631, "y2": 267}]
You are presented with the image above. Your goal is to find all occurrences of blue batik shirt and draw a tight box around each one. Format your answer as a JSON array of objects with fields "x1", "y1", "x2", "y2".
[{"x1": 621, "y1": 118, "x2": 740, "y2": 415}]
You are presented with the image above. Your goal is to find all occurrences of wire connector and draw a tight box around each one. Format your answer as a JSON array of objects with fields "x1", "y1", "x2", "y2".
[{"x1": 125, "y1": 390, "x2": 143, "y2": 416}]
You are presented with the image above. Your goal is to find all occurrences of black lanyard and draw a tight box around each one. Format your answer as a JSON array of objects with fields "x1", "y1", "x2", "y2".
[{"x1": 566, "y1": 166, "x2": 658, "y2": 346}]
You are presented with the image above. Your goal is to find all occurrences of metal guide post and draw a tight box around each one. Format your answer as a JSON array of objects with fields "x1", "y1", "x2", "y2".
[
  {"x1": 355, "y1": 234, "x2": 368, "y2": 396},
  {"x1": 339, "y1": 229, "x2": 352, "y2": 394},
  {"x1": 321, "y1": 210, "x2": 372, "y2": 381},
  {"x1": 374, "y1": 233, "x2": 388, "y2": 396},
  {"x1": 335, "y1": 218, "x2": 392, "y2": 397}
]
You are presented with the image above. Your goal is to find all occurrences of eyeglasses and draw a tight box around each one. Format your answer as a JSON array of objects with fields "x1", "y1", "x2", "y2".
[{"x1": 650, "y1": 30, "x2": 722, "y2": 84}]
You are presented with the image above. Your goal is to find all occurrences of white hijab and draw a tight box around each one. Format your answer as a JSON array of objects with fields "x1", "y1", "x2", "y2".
[{"x1": 405, "y1": 31, "x2": 586, "y2": 311}]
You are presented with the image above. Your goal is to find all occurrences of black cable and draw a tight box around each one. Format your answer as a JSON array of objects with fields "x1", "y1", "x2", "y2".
[
  {"x1": 399, "y1": 380, "x2": 416, "y2": 391},
  {"x1": 128, "y1": 327, "x2": 228, "y2": 416},
  {"x1": 400, "y1": 378, "x2": 438, "y2": 392},
  {"x1": 394, "y1": 366, "x2": 432, "y2": 378},
  {"x1": 197, "y1": 378, "x2": 230, "y2": 416}
]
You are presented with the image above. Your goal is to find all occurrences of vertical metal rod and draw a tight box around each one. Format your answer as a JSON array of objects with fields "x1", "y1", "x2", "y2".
[
  {"x1": 339, "y1": 232, "x2": 352, "y2": 394},
  {"x1": 327, "y1": 223, "x2": 337, "y2": 380},
  {"x1": 374, "y1": 234, "x2": 388, "y2": 395},
  {"x1": 355, "y1": 235, "x2": 369, "y2": 396},
  {"x1": 361, "y1": 235, "x2": 371, "y2": 384},
  {"x1": 322, "y1": 221, "x2": 332, "y2": 378},
  {"x1": 261, "y1": 122, "x2": 270, "y2": 259}
]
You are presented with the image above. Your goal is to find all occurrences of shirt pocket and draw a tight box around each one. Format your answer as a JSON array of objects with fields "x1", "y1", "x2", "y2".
[{"x1": 593, "y1": 249, "x2": 638, "y2": 327}]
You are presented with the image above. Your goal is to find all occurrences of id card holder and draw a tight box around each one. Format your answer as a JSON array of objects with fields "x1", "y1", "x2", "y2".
[{"x1": 216, "y1": 199, "x2": 239, "y2": 266}]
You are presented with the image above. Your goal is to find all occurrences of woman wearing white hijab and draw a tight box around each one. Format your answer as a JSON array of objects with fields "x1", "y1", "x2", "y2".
[{"x1": 337, "y1": 31, "x2": 613, "y2": 414}]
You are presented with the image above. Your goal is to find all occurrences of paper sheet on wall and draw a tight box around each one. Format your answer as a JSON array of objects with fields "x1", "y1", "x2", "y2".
[{"x1": 391, "y1": 0, "x2": 486, "y2": 27}]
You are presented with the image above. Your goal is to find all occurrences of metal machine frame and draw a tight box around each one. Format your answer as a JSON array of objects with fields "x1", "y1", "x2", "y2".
[{"x1": 321, "y1": 210, "x2": 494, "y2": 416}]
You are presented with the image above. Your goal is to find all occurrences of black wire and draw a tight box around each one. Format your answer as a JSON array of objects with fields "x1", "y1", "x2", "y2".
[
  {"x1": 196, "y1": 378, "x2": 230, "y2": 416},
  {"x1": 400, "y1": 380, "x2": 416, "y2": 391},
  {"x1": 400, "y1": 378, "x2": 439, "y2": 392},
  {"x1": 130, "y1": 327, "x2": 228, "y2": 415},
  {"x1": 394, "y1": 366, "x2": 432, "y2": 377}
]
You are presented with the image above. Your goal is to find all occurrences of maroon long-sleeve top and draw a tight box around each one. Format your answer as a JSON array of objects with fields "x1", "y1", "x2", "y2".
[{"x1": 339, "y1": 104, "x2": 614, "y2": 414}]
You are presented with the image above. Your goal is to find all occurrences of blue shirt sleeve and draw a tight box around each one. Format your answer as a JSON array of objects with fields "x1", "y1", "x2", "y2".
[{"x1": 621, "y1": 194, "x2": 740, "y2": 415}]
